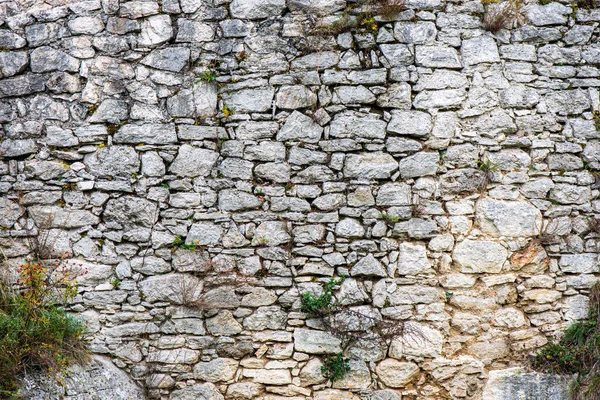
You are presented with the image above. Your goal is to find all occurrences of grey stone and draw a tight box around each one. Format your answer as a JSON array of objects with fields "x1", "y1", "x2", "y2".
[
  {"x1": 388, "y1": 111, "x2": 432, "y2": 137},
  {"x1": 104, "y1": 197, "x2": 158, "y2": 228},
  {"x1": 141, "y1": 47, "x2": 190, "y2": 72},
  {"x1": 176, "y1": 20, "x2": 214, "y2": 42},
  {"x1": 335, "y1": 218, "x2": 365, "y2": 238},
  {"x1": 245, "y1": 141, "x2": 285, "y2": 162},
  {"x1": 276, "y1": 111, "x2": 322, "y2": 143},
  {"x1": 230, "y1": 0, "x2": 285, "y2": 19},
  {"x1": 193, "y1": 358, "x2": 239, "y2": 382},
  {"x1": 413, "y1": 89, "x2": 467, "y2": 110},
  {"x1": 549, "y1": 183, "x2": 591, "y2": 204},
  {"x1": 526, "y1": 3, "x2": 570, "y2": 26},
  {"x1": 28, "y1": 95, "x2": 69, "y2": 121},
  {"x1": 344, "y1": 153, "x2": 398, "y2": 179},
  {"x1": 376, "y1": 183, "x2": 411, "y2": 206},
  {"x1": 276, "y1": 85, "x2": 317, "y2": 109},
  {"x1": 138, "y1": 15, "x2": 173, "y2": 46},
  {"x1": 219, "y1": 158, "x2": 254, "y2": 180},
  {"x1": 330, "y1": 112, "x2": 386, "y2": 139},
  {"x1": 293, "y1": 328, "x2": 342, "y2": 354},
  {"x1": 545, "y1": 90, "x2": 590, "y2": 115},
  {"x1": 398, "y1": 243, "x2": 432, "y2": 275},
  {"x1": 351, "y1": 254, "x2": 387, "y2": 277},
  {"x1": 287, "y1": 0, "x2": 346, "y2": 15},
  {"x1": 482, "y1": 368, "x2": 570, "y2": 400},
  {"x1": 84, "y1": 146, "x2": 140, "y2": 178},
  {"x1": 139, "y1": 273, "x2": 202, "y2": 303},
  {"x1": 394, "y1": 22, "x2": 436, "y2": 44},
  {"x1": 187, "y1": 222, "x2": 223, "y2": 246},
  {"x1": 499, "y1": 85, "x2": 540, "y2": 109},
  {"x1": 219, "y1": 190, "x2": 262, "y2": 211},
  {"x1": 68, "y1": 16, "x2": 104, "y2": 35},
  {"x1": 461, "y1": 36, "x2": 500, "y2": 66},
  {"x1": 221, "y1": 87, "x2": 274, "y2": 113},
  {"x1": 476, "y1": 199, "x2": 542, "y2": 237},
  {"x1": 291, "y1": 51, "x2": 339, "y2": 70},
  {"x1": 169, "y1": 145, "x2": 219, "y2": 177},
  {"x1": 398, "y1": 152, "x2": 439, "y2": 178},
  {"x1": 377, "y1": 83, "x2": 412, "y2": 109},
  {"x1": 88, "y1": 99, "x2": 129, "y2": 123},
  {"x1": 0, "y1": 139, "x2": 38, "y2": 157},
  {"x1": 380, "y1": 44, "x2": 414, "y2": 67},
  {"x1": 0, "y1": 51, "x2": 29, "y2": 77},
  {"x1": 416, "y1": 46, "x2": 461, "y2": 68},
  {"x1": 114, "y1": 124, "x2": 178, "y2": 144},
  {"x1": 30, "y1": 206, "x2": 100, "y2": 228}
]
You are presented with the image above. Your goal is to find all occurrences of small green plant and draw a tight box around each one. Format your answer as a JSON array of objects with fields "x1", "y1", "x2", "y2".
[
  {"x1": 160, "y1": 183, "x2": 170, "y2": 189},
  {"x1": 378, "y1": 212, "x2": 399, "y2": 225},
  {"x1": 255, "y1": 188, "x2": 265, "y2": 196},
  {"x1": 171, "y1": 235, "x2": 197, "y2": 251},
  {"x1": 222, "y1": 104, "x2": 234, "y2": 118},
  {"x1": 321, "y1": 353, "x2": 351, "y2": 383},
  {"x1": 130, "y1": 172, "x2": 138, "y2": 179},
  {"x1": 476, "y1": 159, "x2": 498, "y2": 172},
  {"x1": 197, "y1": 69, "x2": 218, "y2": 83},
  {"x1": 533, "y1": 282, "x2": 600, "y2": 399},
  {"x1": 87, "y1": 104, "x2": 98, "y2": 116},
  {"x1": 61, "y1": 182, "x2": 77, "y2": 191},
  {"x1": 593, "y1": 110, "x2": 600, "y2": 131},
  {"x1": 111, "y1": 278, "x2": 120, "y2": 288},
  {"x1": 301, "y1": 277, "x2": 345, "y2": 316}
]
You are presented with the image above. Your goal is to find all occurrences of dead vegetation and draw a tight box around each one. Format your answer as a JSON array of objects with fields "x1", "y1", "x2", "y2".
[{"x1": 482, "y1": 0, "x2": 527, "y2": 33}]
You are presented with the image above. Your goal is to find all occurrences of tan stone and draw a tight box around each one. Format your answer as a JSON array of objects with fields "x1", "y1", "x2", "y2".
[{"x1": 375, "y1": 359, "x2": 419, "y2": 388}]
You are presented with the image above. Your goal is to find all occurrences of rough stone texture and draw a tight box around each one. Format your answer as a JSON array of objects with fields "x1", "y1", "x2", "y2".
[{"x1": 0, "y1": 1, "x2": 594, "y2": 399}]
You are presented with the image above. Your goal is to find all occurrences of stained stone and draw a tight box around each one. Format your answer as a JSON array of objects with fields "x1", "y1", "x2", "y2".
[{"x1": 453, "y1": 240, "x2": 507, "y2": 274}]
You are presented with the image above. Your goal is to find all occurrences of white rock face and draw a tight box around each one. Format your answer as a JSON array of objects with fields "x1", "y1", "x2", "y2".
[
  {"x1": 453, "y1": 240, "x2": 508, "y2": 273},
  {"x1": 476, "y1": 198, "x2": 542, "y2": 237},
  {"x1": 482, "y1": 368, "x2": 570, "y2": 400}
]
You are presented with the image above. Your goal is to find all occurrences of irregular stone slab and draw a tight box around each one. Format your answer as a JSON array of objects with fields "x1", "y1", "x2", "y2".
[
  {"x1": 276, "y1": 85, "x2": 317, "y2": 109},
  {"x1": 230, "y1": 0, "x2": 286, "y2": 19},
  {"x1": 287, "y1": 0, "x2": 346, "y2": 15},
  {"x1": 187, "y1": 222, "x2": 223, "y2": 246},
  {"x1": 0, "y1": 139, "x2": 38, "y2": 157},
  {"x1": 291, "y1": 51, "x2": 339, "y2": 70},
  {"x1": 276, "y1": 111, "x2": 322, "y2": 143},
  {"x1": 139, "y1": 273, "x2": 202, "y2": 303},
  {"x1": 141, "y1": 47, "x2": 190, "y2": 72},
  {"x1": 394, "y1": 21, "x2": 437, "y2": 44},
  {"x1": 453, "y1": 240, "x2": 507, "y2": 274},
  {"x1": 545, "y1": 90, "x2": 590, "y2": 115},
  {"x1": 84, "y1": 146, "x2": 140, "y2": 178},
  {"x1": 19, "y1": 356, "x2": 145, "y2": 400},
  {"x1": 138, "y1": 15, "x2": 173, "y2": 46},
  {"x1": 376, "y1": 183, "x2": 411, "y2": 206},
  {"x1": 476, "y1": 199, "x2": 542, "y2": 237},
  {"x1": 218, "y1": 189, "x2": 262, "y2": 211},
  {"x1": 375, "y1": 359, "x2": 419, "y2": 388},
  {"x1": 380, "y1": 44, "x2": 414, "y2": 66},
  {"x1": 293, "y1": 328, "x2": 342, "y2": 354},
  {"x1": 559, "y1": 254, "x2": 599, "y2": 274},
  {"x1": 461, "y1": 36, "x2": 500, "y2": 66},
  {"x1": 482, "y1": 368, "x2": 570, "y2": 400},
  {"x1": 344, "y1": 153, "x2": 398, "y2": 179},
  {"x1": 351, "y1": 254, "x2": 387, "y2": 277},
  {"x1": 170, "y1": 384, "x2": 224, "y2": 400},
  {"x1": 330, "y1": 112, "x2": 386, "y2": 139},
  {"x1": 88, "y1": 99, "x2": 129, "y2": 123},
  {"x1": 549, "y1": 183, "x2": 591, "y2": 204},
  {"x1": 29, "y1": 206, "x2": 100, "y2": 228},
  {"x1": 377, "y1": 83, "x2": 412, "y2": 109},
  {"x1": 398, "y1": 152, "x2": 439, "y2": 178},
  {"x1": 398, "y1": 243, "x2": 432, "y2": 275},
  {"x1": 176, "y1": 20, "x2": 214, "y2": 42},
  {"x1": 193, "y1": 358, "x2": 239, "y2": 382},
  {"x1": 335, "y1": 218, "x2": 365, "y2": 238},
  {"x1": 221, "y1": 87, "x2": 274, "y2": 113},
  {"x1": 0, "y1": 198, "x2": 23, "y2": 229},
  {"x1": 114, "y1": 123, "x2": 177, "y2": 144},
  {"x1": 30, "y1": 46, "x2": 79, "y2": 73},
  {"x1": 413, "y1": 89, "x2": 467, "y2": 110},
  {"x1": 439, "y1": 169, "x2": 486, "y2": 195},
  {"x1": 415, "y1": 45, "x2": 461, "y2": 68},
  {"x1": 169, "y1": 144, "x2": 219, "y2": 177},
  {"x1": 28, "y1": 95, "x2": 69, "y2": 121},
  {"x1": 387, "y1": 110, "x2": 432, "y2": 137},
  {"x1": 104, "y1": 197, "x2": 158, "y2": 228},
  {"x1": 526, "y1": 3, "x2": 570, "y2": 26}
]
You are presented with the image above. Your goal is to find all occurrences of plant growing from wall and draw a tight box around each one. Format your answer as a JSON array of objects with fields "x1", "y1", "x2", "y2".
[
  {"x1": 0, "y1": 254, "x2": 89, "y2": 398},
  {"x1": 481, "y1": 0, "x2": 527, "y2": 33},
  {"x1": 532, "y1": 282, "x2": 600, "y2": 399},
  {"x1": 321, "y1": 353, "x2": 351, "y2": 383}
]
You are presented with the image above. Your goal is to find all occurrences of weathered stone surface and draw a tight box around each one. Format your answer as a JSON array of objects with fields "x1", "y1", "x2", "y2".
[
  {"x1": 461, "y1": 36, "x2": 500, "y2": 66},
  {"x1": 141, "y1": 47, "x2": 190, "y2": 72},
  {"x1": 276, "y1": 111, "x2": 322, "y2": 143},
  {"x1": 114, "y1": 124, "x2": 177, "y2": 144},
  {"x1": 344, "y1": 153, "x2": 398, "y2": 179},
  {"x1": 476, "y1": 199, "x2": 542, "y2": 237},
  {"x1": 293, "y1": 328, "x2": 342, "y2": 354},
  {"x1": 138, "y1": 15, "x2": 173, "y2": 46},
  {"x1": 169, "y1": 384, "x2": 224, "y2": 400},
  {"x1": 104, "y1": 197, "x2": 158, "y2": 228},
  {"x1": 84, "y1": 146, "x2": 140, "y2": 178},
  {"x1": 398, "y1": 243, "x2": 432, "y2": 275},
  {"x1": 453, "y1": 240, "x2": 507, "y2": 274},
  {"x1": 19, "y1": 356, "x2": 145, "y2": 400},
  {"x1": 193, "y1": 358, "x2": 239, "y2": 382},
  {"x1": 169, "y1": 145, "x2": 219, "y2": 177},
  {"x1": 351, "y1": 254, "x2": 387, "y2": 277},
  {"x1": 230, "y1": 0, "x2": 285, "y2": 19},
  {"x1": 388, "y1": 111, "x2": 432, "y2": 137},
  {"x1": 482, "y1": 368, "x2": 570, "y2": 400},
  {"x1": 375, "y1": 359, "x2": 419, "y2": 388}
]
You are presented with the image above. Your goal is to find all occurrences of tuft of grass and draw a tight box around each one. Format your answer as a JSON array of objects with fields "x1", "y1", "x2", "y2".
[
  {"x1": 378, "y1": 212, "x2": 399, "y2": 225},
  {"x1": 482, "y1": 0, "x2": 527, "y2": 33},
  {"x1": 533, "y1": 282, "x2": 600, "y2": 399},
  {"x1": 321, "y1": 354, "x2": 351, "y2": 382},
  {"x1": 476, "y1": 159, "x2": 498, "y2": 172}
]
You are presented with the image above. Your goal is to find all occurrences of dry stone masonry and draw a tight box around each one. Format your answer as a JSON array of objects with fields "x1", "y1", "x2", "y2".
[{"x1": 0, "y1": 0, "x2": 598, "y2": 398}]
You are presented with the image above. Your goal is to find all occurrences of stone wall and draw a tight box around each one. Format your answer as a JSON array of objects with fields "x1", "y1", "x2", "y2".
[{"x1": 0, "y1": 0, "x2": 598, "y2": 398}]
